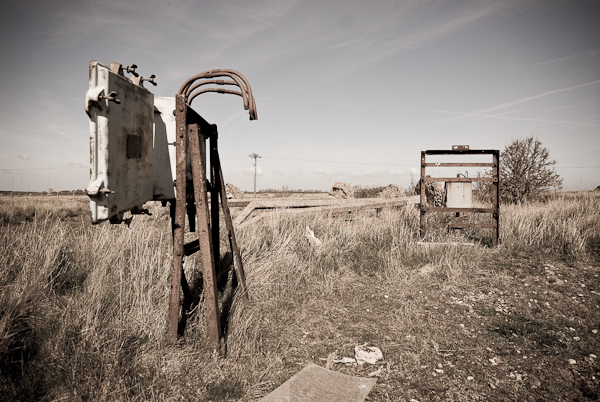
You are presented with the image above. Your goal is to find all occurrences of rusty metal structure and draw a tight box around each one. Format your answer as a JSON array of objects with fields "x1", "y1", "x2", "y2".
[
  {"x1": 85, "y1": 62, "x2": 256, "y2": 347},
  {"x1": 168, "y1": 69, "x2": 256, "y2": 346},
  {"x1": 419, "y1": 145, "x2": 499, "y2": 246}
]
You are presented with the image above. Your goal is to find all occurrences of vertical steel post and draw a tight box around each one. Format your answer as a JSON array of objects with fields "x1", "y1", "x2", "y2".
[
  {"x1": 189, "y1": 124, "x2": 222, "y2": 347},
  {"x1": 167, "y1": 94, "x2": 188, "y2": 344},
  {"x1": 214, "y1": 150, "x2": 249, "y2": 300},
  {"x1": 492, "y1": 151, "x2": 499, "y2": 247},
  {"x1": 419, "y1": 151, "x2": 426, "y2": 239},
  {"x1": 210, "y1": 131, "x2": 220, "y2": 271}
]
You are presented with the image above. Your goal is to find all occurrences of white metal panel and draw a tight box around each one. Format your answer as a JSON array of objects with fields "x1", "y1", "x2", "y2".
[
  {"x1": 152, "y1": 97, "x2": 201, "y2": 200},
  {"x1": 152, "y1": 97, "x2": 177, "y2": 200},
  {"x1": 85, "y1": 61, "x2": 154, "y2": 223},
  {"x1": 446, "y1": 182, "x2": 473, "y2": 208}
]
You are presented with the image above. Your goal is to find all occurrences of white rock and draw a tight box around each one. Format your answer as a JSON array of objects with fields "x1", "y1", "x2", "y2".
[
  {"x1": 305, "y1": 226, "x2": 322, "y2": 247},
  {"x1": 355, "y1": 344, "x2": 384, "y2": 365},
  {"x1": 568, "y1": 359, "x2": 577, "y2": 364}
]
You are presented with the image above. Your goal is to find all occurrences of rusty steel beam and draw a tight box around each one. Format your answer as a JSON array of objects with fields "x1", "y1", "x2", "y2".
[
  {"x1": 422, "y1": 207, "x2": 498, "y2": 213},
  {"x1": 420, "y1": 151, "x2": 426, "y2": 240},
  {"x1": 424, "y1": 163, "x2": 494, "y2": 167},
  {"x1": 210, "y1": 130, "x2": 220, "y2": 273},
  {"x1": 188, "y1": 123, "x2": 222, "y2": 347},
  {"x1": 214, "y1": 151, "x2": 248, "y2": 300},
  {"x1": 167, "y1": 94, "x2": 189, "y2": 344},
  {"x1": 428, "y1": 223, "x2": 496, "y2": 229},
  {"x1": 425, "y1": 149, "x2": 498, "y2": 155},
  {"x1": 492, "y1": 150, "x2": 500, "y2": 247},
  {"x1": 423, "y1": 177, "x2": 497, "y2": 183}
]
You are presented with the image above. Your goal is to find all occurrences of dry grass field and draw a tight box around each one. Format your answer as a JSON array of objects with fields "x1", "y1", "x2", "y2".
[{"x1": 1, "y1": 192, "x2": 599, "y2": 401}]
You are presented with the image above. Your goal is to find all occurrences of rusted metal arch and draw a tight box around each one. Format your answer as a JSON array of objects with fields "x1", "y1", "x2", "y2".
[
  {"x1": 206, "y1": 69, "x2": 257, "y2": 117},
  {"x1": 178, "y1": 69, "x2": 257, "y2": 120},
  {"x1": 186, "y1": 77, "x2": 249, "y2": 110},
  {"x1": 188, "y1": 88, "x2": 246, "y2": 105},
  {"x1": 183, "y1": 71, "x2": 255, "y2": 119},
  {"x1": 187, "y1": 78, "x2": 249, "y2": 106}
]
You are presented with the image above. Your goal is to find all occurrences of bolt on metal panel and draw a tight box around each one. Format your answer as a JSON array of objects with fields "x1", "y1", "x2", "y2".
[{"x1": 85, "y1": 61, "x2": 154, "y2": 223}]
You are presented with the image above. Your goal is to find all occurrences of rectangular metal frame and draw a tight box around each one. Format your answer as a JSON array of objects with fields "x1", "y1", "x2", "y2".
[{"x1": 419, "y1": 148, "x2": 499, "y2": 246}]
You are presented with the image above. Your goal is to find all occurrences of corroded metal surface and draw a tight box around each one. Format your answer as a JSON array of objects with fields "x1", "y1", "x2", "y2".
[
  {"x1": 419, "y1": 147, "x2": 500, "y2": 246},
  {"x1": 178, "y1": 69, "x2": 257, "y2": 120},
  {"x1": 167, "y1": 95, "x2": 188, "y2": 344},
  {"x1": 85, "y1": 61, "x2": 154, "y2": 223},
  {"x1": 189, "y1": 123, "x2": 222, "y2": 346},
  {"x1": 215, "y1": 152, "x2": 248, "y2": 299}
]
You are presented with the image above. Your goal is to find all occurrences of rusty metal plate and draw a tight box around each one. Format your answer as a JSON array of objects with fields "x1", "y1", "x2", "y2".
[
  {"x1": 86, "y1": 61, "x2": 154, "y2": 223},
  {"x1": 259, "y1": 364, "x2": 376, "y2": 402}
]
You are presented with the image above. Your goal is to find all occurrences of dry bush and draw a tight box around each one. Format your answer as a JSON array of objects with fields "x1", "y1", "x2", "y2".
[{"x1": 353, "y1": 185, "x2": 386, "y2": 198}]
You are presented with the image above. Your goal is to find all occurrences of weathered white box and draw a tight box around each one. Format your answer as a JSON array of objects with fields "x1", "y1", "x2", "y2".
[
  {"x1": 446, "y1": 182, "x2": 472, "y2": 208},
  {"x1": 85, "y1": 61, "x2": 155, "y2": 223}
]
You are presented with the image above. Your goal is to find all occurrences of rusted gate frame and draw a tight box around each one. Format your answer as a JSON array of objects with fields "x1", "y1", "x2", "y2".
[
  {"x1": 419, "y1": 148, "x2": 499, "y2": 246},
  {"x1": 168, "y1": 94, "x2": 247, "y2": 346}
]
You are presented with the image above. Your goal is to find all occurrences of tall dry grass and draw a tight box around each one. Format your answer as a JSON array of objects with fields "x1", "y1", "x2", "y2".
[{"x1": 0, "y1": 192, "x2": 599, "y2": 400}]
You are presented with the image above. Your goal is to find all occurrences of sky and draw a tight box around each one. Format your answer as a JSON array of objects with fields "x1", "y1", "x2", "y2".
[{"x1": 1, "y1": 0, "x2": 599, "y2": 193}]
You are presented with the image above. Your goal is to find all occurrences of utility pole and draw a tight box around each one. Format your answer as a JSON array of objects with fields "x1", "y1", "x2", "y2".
[{"x1": 249, "y1": 153, "x2": 261, "y2": 198}]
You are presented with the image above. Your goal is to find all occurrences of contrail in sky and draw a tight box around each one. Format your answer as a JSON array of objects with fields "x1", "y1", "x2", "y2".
[{"x1": 476, "y1": 80, "x2": 600, "y2": 114}]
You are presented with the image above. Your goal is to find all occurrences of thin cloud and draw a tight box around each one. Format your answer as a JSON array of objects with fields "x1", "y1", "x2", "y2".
[
  {"x1": 479, "y1": 48, "x2": 600, "y2": 82},
  {"x1": 314, "y1": 170, "x2": 341, "y2": 179},
  {"x1": 476, "y1": 80, "x2": 600, "y2": 114},
  {"x1": 335, "y1": 1, "x2": 508, "y2": 77},
  {"x1": 18, "y1": 154, "x2": 30, "y2": 160}
]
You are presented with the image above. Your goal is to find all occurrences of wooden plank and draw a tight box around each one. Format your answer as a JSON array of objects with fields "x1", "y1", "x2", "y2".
[
  {"x1": 227, "y1": 200, "x2": 251, "y2": 208},
  {"x1": 233, "y1": 200, "x2": 258, "y2": 225},
  {"x1": 238, "y1": 196, "x2": 420, "y2": 228}
]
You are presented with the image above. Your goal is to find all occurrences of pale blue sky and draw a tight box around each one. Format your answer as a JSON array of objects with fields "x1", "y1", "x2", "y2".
[{"x1": 1, "y1": 0, "x2": 599, "y2": 192}]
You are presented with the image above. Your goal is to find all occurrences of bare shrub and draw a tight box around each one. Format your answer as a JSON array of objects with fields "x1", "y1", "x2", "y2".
[{"x1": 501, "y1": 136, "x2": 562, "y2": 203}]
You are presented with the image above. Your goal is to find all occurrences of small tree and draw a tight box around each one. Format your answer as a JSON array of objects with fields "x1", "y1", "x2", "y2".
[{"x1": 500, "y1": 136, "x2": 562, "y2": 203}]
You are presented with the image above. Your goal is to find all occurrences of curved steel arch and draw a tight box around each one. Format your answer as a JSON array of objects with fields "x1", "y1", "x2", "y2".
[{"x1": 178, "y1": 69, "x2": 257, "y2": 120}]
